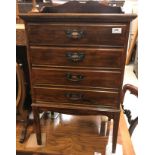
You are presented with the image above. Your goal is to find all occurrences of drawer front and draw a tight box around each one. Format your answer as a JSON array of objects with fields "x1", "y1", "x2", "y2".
[
  {"x1": 32, "y1": 68, "x2": 121, "y2": 89},
  {"x1": 30, "y1": 46, "x2": 123, "y2": 69},
  {"x1": 33, "y1": 87, "x2": 119, "y2": 108},
  {"x1": 28, "y1": 23, "x2": 127, "y2": 47}
]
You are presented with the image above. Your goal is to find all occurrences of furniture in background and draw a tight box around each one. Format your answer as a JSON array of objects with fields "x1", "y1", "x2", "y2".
[
  {"x1": 16, "y1": 62, "x2": 30, "y2": 143},
  {"x1": 126, "y1": 17, "x2": 138, "y2": 65},
  {"x1": 133, "y1": 44, "x2": 138, "y2": 78},
  {"x1": 16, "y1": 23, "x2": 32, "y2": 143},
  {"x1": 121, "y1": 84, "x2": 138, "y2": 136},
  {"x1": 17, "y1": 0, "x2": 51, "y2": 14}
]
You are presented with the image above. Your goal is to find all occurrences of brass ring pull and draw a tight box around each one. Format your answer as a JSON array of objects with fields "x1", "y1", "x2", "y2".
[
  {"x1": 66, "y1": 52, "x2": 85, "y2": 63},
  {"x1": 65, "y1": 93, "x2": 84, "y2": 101},
  {"x1": 66, "y1": 73, "x2": 84, "y2": 82},
  {"x1": 65, "y1": 29, "x2": 84, "y2": 39}
]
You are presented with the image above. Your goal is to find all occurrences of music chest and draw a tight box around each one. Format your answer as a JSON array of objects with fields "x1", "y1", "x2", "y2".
[{"x1": 20, "y1": 10, "x2": 136, "y2": 153}]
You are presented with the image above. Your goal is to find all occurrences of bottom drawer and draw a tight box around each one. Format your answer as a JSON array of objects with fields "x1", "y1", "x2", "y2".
[{"x1": 33, "y1": 86, "x2": 119, "y2": 108}]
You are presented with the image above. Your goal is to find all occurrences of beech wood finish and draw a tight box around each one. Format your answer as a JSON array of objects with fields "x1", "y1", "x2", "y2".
[{"x1": 20, "y1": 2, "x2": 136, "y2": 153}]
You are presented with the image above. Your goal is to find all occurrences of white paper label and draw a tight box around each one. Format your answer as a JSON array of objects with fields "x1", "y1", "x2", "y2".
[
  {"x1": 94, "y1": 152, "x2": 102, "y2": 155},
  {"x1": 112, "y1": 28, "x2": 122, "y2": 34}
]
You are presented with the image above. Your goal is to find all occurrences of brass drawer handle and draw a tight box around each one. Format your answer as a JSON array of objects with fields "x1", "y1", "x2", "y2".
[
  {"x1": 66, "y1": 73, "x2": 84, "y2": 82},
  {"x1": 66, "y1": 52, "x2": 85, "y2": 63},
  {"x1": 65, "y1": 29, "x2": 84, "y2": 39},
  {"x1": 65, "y1": 93, "x2": 84, "y2": 101}
]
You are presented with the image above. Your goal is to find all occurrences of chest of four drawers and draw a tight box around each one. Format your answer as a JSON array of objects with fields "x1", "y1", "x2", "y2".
[
  {"x1": 28, "y1": 23, "x2": 127, "y2": 109},
  {"x1": 20, "y1": 12, "x2": 136, "y2": 153}
]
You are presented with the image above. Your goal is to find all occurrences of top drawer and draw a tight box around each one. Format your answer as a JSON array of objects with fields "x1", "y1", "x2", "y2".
[{"x1": 27, "y1": 23, "x2": 127, "y2": 47}]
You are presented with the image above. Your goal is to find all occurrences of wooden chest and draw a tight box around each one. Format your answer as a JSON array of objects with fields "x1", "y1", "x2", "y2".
[{"x1": 20, "y1": 5, "x2": 136, "y2": 153}]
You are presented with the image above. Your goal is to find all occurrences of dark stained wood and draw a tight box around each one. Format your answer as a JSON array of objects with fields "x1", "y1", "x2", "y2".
[
  {"x1": 31, "y1": 67, "x2": 121, "y2": 89},
  {"x1": 16, "y1": 45, "x2": 32, "y2": 109},
  {"x1": 19, "y1": 13, "x2": 136, "y2": 23},
  {"x1": 32, "y1": 102, "x2": 119, "y2": 115},
  {"x1": 32, "y1": 86, "x2": 119, "y2": 108},
  {"x1": 20, "y1": 3, "x2": 137, "y2": 153},
  {"x1": 16, "y1": 62, "x2": 30, "y2": 143},
  {"x1": 121, "y1": 84, "x2": 138, "y2": 136},
  {"x1": 27, "y1": 23, "x2": 127, "y2": 47},
  {"x1": 112, "y1": 111, "x2": 120, "y2": 153},
  {"x1": 40, "y1": 1, "x2": 123, "y2": 13},
  {"x1": 30, "y1": 46, "x2": 123, "y2": 69},
  {"x1": 16, "y1": 62, "x2": 26, "y2": 107},
  {"x1": 32, "y1": 107, "x2": 42, "y2": 145}
]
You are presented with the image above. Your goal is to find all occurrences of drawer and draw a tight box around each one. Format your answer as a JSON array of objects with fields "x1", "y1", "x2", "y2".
[
  {"x1": 28, "y1": 23, "x2": 127, "y2": 47},
  {"x1": 33, "y1": 86, "x2": 119, "y2": 108},
  {"x1": 30, "y1": 46, "x2": 123, "y2": 69},
  {"x1": 32, "y1": 67, "x2": 121, "y2": 89}
]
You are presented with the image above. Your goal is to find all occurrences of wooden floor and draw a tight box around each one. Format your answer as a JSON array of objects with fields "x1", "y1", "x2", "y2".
[{"x1": 16, "y1": 111, "x2": 135, "y2": 155}]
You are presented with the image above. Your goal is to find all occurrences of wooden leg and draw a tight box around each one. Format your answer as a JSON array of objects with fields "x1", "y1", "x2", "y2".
[
  {"x1": 32, "y1": 107, "x2": 42, "y2": 145},
  {"x1": 112, "y1": 112, "x2": 120, "y2": 153},
  {"x1": 129, "y1": 116, "x2": 138, "y2": 136},
  {"x1": 19, "y1": 119, "x2": 29, "y2": 143},
  {"x1": 100, "y1": 115, "x2": 108, "y2": 136}
]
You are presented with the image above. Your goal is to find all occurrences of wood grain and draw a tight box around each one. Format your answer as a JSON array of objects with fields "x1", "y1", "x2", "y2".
[
  {"x1": 30, "y1": 46, "x2": 123, "y2": 69},
  {"x1": 17, "y1": 114, "x2": 110, "y2": 155},
  {"x1": 27, "y1": 23, "x2": 127, "y2": 47},
  {"x1": 118, "y1": 111, "x2": 135, "y2": 155},
  {"x1": 31, "y1": 67, "x2": 121, "y2": 89},
  {"x1": 33, "y1": 86, "x2": 119, "y2": 108},
  {"x1": 16, "y1": 112, "x2": 135, "y2": 155},
  {"x1": 16, "y1": 29, "x2": 26, "y2": 46}
]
